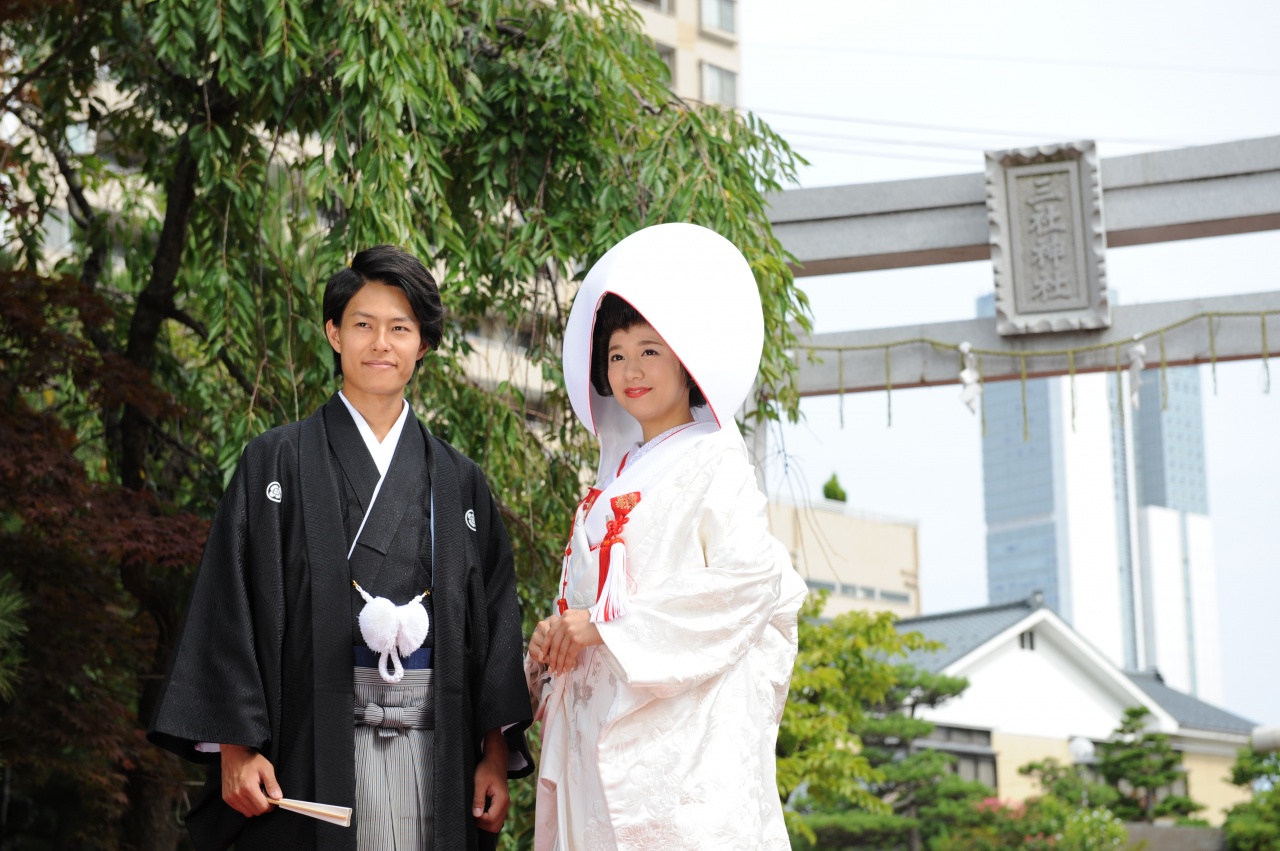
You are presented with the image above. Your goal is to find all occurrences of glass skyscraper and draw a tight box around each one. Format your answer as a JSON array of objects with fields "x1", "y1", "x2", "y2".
[
  {"x1": 977, "y1": 295, "x2": 1220, "y2": 702},
  {"x1": 983, "y1": 379, "x2": 1062, "y2": 612},
  {"x1": 1134, "y1": 367, "x2": 1210, "y2": 515}
]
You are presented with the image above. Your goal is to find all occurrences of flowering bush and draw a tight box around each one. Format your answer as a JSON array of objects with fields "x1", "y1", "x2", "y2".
[
  {"x1": 1059, "y1": 806, "x2": 1130, "y2": 850},
  {"x1": 931, "y1": 795, "x2": 1132, "y2": 851}
]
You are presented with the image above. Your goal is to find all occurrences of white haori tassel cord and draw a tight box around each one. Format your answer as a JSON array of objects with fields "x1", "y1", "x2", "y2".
[{"x1": 352, "y1": 580, "x2": 430, "y2": 684}]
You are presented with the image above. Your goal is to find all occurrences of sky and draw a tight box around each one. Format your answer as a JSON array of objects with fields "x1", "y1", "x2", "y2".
[{"x1": 739, "y1": 0, "x2": 1280, "y2": 727}]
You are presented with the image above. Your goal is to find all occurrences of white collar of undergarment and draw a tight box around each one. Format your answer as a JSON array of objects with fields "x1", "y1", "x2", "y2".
[
  {"x1": 619, "y1": 421, "x2": 701, "y2": 475},
  {"x1": 338, "y1": 391, "x2": 409, "y2": 477},
  {"x1": 582, "y1": 419, "x2": 717, "y2": 546}
]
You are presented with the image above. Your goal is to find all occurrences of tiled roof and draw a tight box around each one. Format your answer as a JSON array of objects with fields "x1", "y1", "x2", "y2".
[
  {"x1": 896, "y1": 594, "x2": 1043, "y2": 673},
  {"x1": 892, "y1": 593, "x2": 1257, "y2": 738},
  {"x1": 1125, "y1": 671, "x2": 1256, "y2": 735}
]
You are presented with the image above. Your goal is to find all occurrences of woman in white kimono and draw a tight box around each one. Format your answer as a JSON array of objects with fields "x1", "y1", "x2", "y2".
[{"x1": 527, "y1": 223, "x2": 808, "y2": 850}]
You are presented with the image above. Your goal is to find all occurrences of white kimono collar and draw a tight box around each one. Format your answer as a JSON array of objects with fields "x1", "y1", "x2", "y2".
[
  {"x1": 337, "y1": 391, "x2": 410, "y2": 477},
  {"x1": 581, "y1": 420, "x2": 718, "y2": 547}
]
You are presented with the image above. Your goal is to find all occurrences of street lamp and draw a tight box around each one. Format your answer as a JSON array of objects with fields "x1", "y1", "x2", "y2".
[
  {"x1": 1069, "y1": 736, "x2": 1096, "y2": 763},
  {"x1": 1068, "y1": 736, "x2": 1096, "y2": 809}
]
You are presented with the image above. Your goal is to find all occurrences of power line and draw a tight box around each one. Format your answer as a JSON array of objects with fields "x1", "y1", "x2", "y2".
[
  {"x1": 787, "y1": 143, "x2": 976, "y2": 166},
  {"x1": 776, "y1": 126, "x2": 992, "y2": 152},
  {"x1": 750, "y1": 105, "x2": 1185, "y2": 147},
  {"x1": 750, "y1": 42, "x2": 1280, "y2": 79}
]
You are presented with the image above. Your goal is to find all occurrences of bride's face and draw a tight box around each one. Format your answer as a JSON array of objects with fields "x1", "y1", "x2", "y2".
[{"x1": 606, "y1": 322, "x2": 693, "y2": 441}]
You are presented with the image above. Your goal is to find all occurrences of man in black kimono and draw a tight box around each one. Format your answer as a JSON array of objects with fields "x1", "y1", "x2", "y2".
[{"x1": 149, "y1": 245, "x2": 532, "y2": 851}]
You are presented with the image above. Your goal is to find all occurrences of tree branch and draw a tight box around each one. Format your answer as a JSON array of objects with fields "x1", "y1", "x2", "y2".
[
  {"x1": 628, "y1": 85, "x2": 664, "y2": 117},
  {"x1": 120, "y1": 134, "x2": 200, "y2": 490},
  {"x1": 13, "y1": 107, "x2": 114, "y2": 360},
  {"x1": 0, "y1": 1, "x2": 102, "y2": 116},
  {"x1": 495, "y1": 497, "x2": 548, "y2": 583},
  {"x1": 159, "y1": 303, "x2": 279, "y2": 407},
  {"x1": 135, "y1": 408, "x2": 217, "y2": 471}
]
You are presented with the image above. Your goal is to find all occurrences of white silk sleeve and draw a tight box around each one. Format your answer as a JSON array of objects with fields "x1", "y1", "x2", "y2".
[{"x1": 594, "y1": 451, "x2": 785, "y2": 699}]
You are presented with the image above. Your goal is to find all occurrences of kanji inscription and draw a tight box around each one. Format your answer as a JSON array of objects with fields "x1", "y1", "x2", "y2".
[
  {"x1": 1018, "y1": 167, "x2": 1084, "y2": 310},
  {"x1": 986, "y1": 141, "x2": 1109, "y2": 335}
]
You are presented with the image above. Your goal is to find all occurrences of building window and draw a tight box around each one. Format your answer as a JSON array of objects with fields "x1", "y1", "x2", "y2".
[
  {"x1": 700, "y1": 0, "x2": 736, "y2": 34},
  {"x1": 955, "y1": 753, "x2": 999, "y2": 787},
  {"x1": 700, "y1": 62, "x2": 736, "y2": 106},
  {"x1": 1019, "y1": 629, "x2": 1036, "y2": 651},
  {"x1": 880, "y1": 590, "x2": 911, "y2": 604},
  {"x1": 923, "y1": 726, "x2": 999, "y2": 790},
  {"x1": 632, "y1": 0, "x2": 674, "y2": 13},
  {"x1": 804, "y1": 579, "x2": 836, "y2": 593},
  {"x1": 931, "y1": 726, "x2": 993, "y2": 747}
]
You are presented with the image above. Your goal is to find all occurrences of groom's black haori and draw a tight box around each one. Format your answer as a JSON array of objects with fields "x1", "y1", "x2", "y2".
[{"x1": 148, "y1": 246, "x2": 532, "y2": 851}]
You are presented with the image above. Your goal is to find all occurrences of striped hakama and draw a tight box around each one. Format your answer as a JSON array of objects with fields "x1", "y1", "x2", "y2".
[{"x1": 353, "y1": 666, "x2": 435, "y2": 851}]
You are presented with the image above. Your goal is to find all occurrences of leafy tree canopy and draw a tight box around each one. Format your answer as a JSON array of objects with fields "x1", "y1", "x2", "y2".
[
  {"x1": 1097, "y1": 706, "x2": 1203, "y2": 823},
  {"x1": 1020, "y1": 757, "x2": 1119, "y2": 812},
  {"x1": 823, "y1": 472, "x2": 847, "y2": 502},
  {"x1": 779, "y1": 593, "x2": 943, "y2": 845},
  {"x1": 1, "y1": 0, "x2": 809, "y2": 847},
  {"x1": 1224, "y1": 745, "x2": 1280, "y2": 851},
  {"x1": 790, "y1": 661, "x2": 993, "y2": 851}
]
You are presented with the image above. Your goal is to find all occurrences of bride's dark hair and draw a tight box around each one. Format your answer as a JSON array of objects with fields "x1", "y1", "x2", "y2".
[{"x1": 590, "y1": 293, "x2": 706, "y2": 408}]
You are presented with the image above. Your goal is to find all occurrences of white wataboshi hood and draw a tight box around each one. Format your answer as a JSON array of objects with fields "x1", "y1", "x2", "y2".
[{"x1": 562, "y1": 223, "x2": 765, "y2": 482}]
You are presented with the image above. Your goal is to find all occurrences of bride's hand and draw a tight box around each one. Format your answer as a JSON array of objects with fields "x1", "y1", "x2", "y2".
[
  {"x1": 542, "y1": 608, "x2": 603, "y2": 675},
  {"x1": 529, "y1": 616, "x2": 556, "y2": 666}
]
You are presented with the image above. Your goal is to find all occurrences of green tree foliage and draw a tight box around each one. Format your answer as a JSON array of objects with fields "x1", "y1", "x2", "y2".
[
  {"x1": 792, "y1": 664, "x2": 988, "y2": 850},
  {"x1": 931, "y1": 797, "x2": 1063, "y2": 851},
  {"x1": 0, "y1": 0, "x2": 809, "y2": 847},
  {"x1": 932, "y1": 796, "x2": 1130, "y2": 851},
  {"x1": 1019, "y1": 757, "x2": 1119, "y2": 812},
  {"x1": 1097, "y1": 706, "x2": 1204, "y2": 823},
  {"x1": 860, "y1": 665, "x2": 988, "y2": 844},
  {"x1": 1057, "y1": 805, "x2": 1130, "y2": 849},
  {"x1": 822, "y1": 472, "x2": 847, "y2": 502},
  {"x1": 779, "y1": 594, "x2": 942, "y2": 845},
  {"x1": 1223, "y1": 745, "x2": 1280, "y2": 851}
]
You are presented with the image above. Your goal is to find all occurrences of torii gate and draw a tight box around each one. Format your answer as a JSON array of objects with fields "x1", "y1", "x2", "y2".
[
  {"x1": 768, "y1": 134, "x2": 1280, "y2": 395},
  {"x1": 761, "y1": 135, "x2": 1279, "y2": 711}
]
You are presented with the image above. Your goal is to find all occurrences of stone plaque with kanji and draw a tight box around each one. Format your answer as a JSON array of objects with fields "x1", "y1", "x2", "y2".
[{"x1": 986, "y1": 140, "x2": 1110, "y2": 335}]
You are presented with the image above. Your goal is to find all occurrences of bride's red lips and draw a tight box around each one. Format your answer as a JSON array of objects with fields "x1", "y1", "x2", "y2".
[{"x1": 624, "y1": 387, "x2": 650, "y2": 398}]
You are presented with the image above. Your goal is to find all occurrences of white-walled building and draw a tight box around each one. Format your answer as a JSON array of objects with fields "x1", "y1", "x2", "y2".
[{"x1": 898, "y1": 595, "x2": 1253, "y2": 825}]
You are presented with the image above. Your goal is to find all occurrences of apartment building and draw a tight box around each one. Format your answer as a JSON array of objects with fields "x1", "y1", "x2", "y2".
[
  {"x1": 630, "y1": 0, "x2": 740, "y2": 106},
  {"x1": 767, "y1": 499, "x2": 921, "y2": 619}
]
